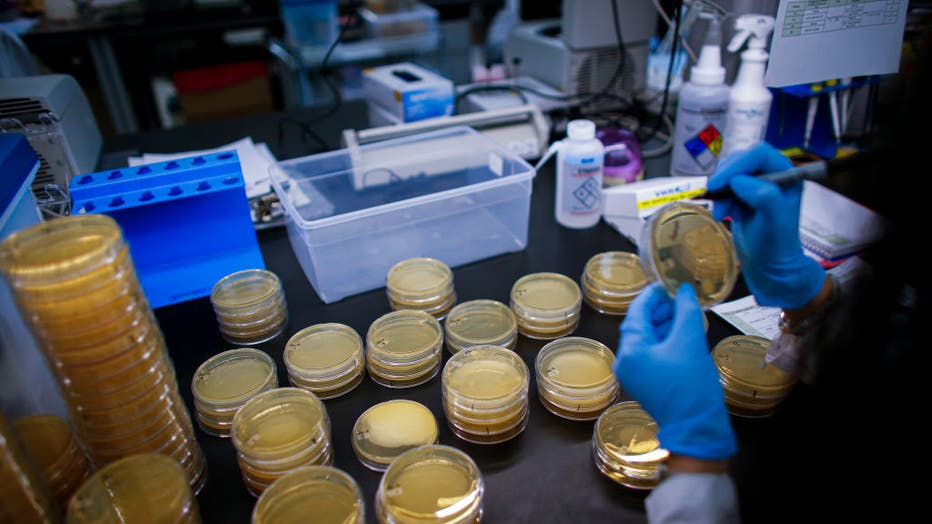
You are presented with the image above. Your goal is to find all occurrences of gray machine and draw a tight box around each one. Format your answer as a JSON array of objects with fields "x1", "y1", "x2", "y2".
[
  {"x1": 0, "y1": 74, "x2": 102, "y2": 217},
  {"x1": 505, "y1": 0, "x2": 658, "y2": 99}
]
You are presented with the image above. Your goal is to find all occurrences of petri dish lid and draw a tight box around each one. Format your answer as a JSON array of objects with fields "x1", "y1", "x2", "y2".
[
  {"x1": 386, "y1": 258, "x2": 453, "y2": 301},
  {"x1": 352, "y1": 400, "x2": 439, "y2": 470},
  {"x1": 639, "y1": 202, "x2": 738, "y2": 308},
  {"x1": 583, "y1": 252, "x2": 648, "y2": 295},
  {"x1": 594, "y1": 402, "x2": 669, "y2": 465},
  {"x1": 444, "y1": 299, "x2": 517, "y2": 347},
  {"x1": 285, "y1": 324, "x2": 363, "y2": 379},
  {"x1": 66, "y1": 453, "x2": 196, "y2": 523},
  {"x1": 252, "y1": 466, "x2": 363, "y2": 524},
  {"x1": 378, "y1": 444, "x2": 483, "y2": 521},
  {"x1": 712, "y1": 335, "x2": 794, "y2": 391},
  {"x1": 366, "y1": 310, "x2": 442, "y2": 362},
  {"x1": 510, "y1": 272, "x2": 582, "y2": 318},
  {"x1": 232, "y1": 387, "x2": 328, "y2": 459},
  {"x1": 0, "y1": 215, "x2": 124, "y2": 284},
  {"x1": 192, "y1": 348, "x2": 277, "y2": 407},
  {"x1": 442, "y1": 345, "x2": 528, "y2": 403},
  {"x1": 536, "y1": 337, "x2": 617, "y2": 393},
  {"x1": 211, "y1": 269, "x2": 283, "y2": 311}
]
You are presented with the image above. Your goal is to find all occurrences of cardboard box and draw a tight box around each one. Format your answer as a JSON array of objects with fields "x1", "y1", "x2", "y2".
[{"x1": 363, "y1": 62, "x2": 453, "y2": 123}]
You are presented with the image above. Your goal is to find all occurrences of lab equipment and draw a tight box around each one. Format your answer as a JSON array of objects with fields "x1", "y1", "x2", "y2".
[
  {"x1": 13, "y1": 415, "x2": 90, "y2": 511},
  {"x1": 549, "y1": 119, "x2": 604, "y2": 228},
  {"x1": 0, "y1": 215, "x2": 206, "y2": 491},
  {"x1": 65, "y1": 454, "x2": 201, "y2": 524},
  {"x1": 536, "y1": 337, "x2": 619, "y2": 421},
  {"x1": 252, "y1": 466, "x2": 364, "y2": 524},
  {"x1": 721, "y1": 14, "x2": 776, "y2": 159},
  {"x1": 510, "y1": 272, "x2": 583, "y2": 339},
  {"x1": 671, "y1": 14, "x2": 728, "y2": 176},
  {"x1": 386, "y1": 257, "x2": 456, "y2": 319},
  {"x1": 0, "y1": 408, "x2": 60, "y2": 524},
  {"x1": 712, "y1": 335, "x2": 796, "y2": 417},
  {"x1": 284, "y1": 323, "x2": 365, "y2": 399},
  {"x1": 601, "y1": 176, "x2": 708, "y2": 247},
  {"x1": 580, "y1": 251, "x2": 647, "y2": 315},
  {"x1": 191, "y1": 349, "x2": 278, "y2": 437},
  {"x1": 0, "y1": 134, "x2": 68, "y2": 421},
  {"x1": 640, "y1": 202, "x2": 738, "y2": 309},
  {"x1": 0, "y1": 74, "x2": 101, "y2": 217},
  {"x1": 444, "y1": 299, "x2": 517, "y2": 353},
  {"x1": 442, "y1": 345, "x2": 529, "y2": 444},
  {"x1": 592, "y1": 401, "x2": 669, "y2": 489},
  {"x1": 271, "y1": 126, "x2": 534, "y2": 304},
  {"x1": 210, "y1": 269, "x2": 288, "y2": 345},
  {"x1": 279, "y1": 0, "x2": 338, "y2": 49},
  {"x1": 708, "y1": 144, "x2": 826, "y2": 309},
  {"x1": 366, "y1": 310, "x2": 443, "y2": 388},
  {"x1": 351, "y1": 400, "x2": 438, "y2": 471},
  {"x1": 71, "y1": 151, "x2": 266, "y2": 309},
  {"x1": 363, "y1": 62, "x2": 454, "y2": 124},
  {"x1": 376, "y1": 445, "x2": 483, "y2": 524},
  {"x1": 360, "y1": 2, "x2": 434, "y2": 38},
  {"x1": 232, "y1": 388, "x2": 333, "y2": 496},
  {"x1": 597, "y1": 127, "x2": 643, "y2": 186},
  {"x1": 616, "y1": 283, "x2": 738, "y2": 460}
]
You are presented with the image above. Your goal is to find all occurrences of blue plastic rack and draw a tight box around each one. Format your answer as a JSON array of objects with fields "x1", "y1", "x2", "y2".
[{"x1": 70, "y1": 151, "x2": 265, "y2": 308}]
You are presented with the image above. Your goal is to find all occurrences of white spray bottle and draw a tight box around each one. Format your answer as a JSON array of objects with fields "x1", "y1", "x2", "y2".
[
  {"x1": 536, "y1": 119, "x2": 605, "y2": 229},
  {"x1": 721, "y1": 14, "x2": 776, "y2": 159}
]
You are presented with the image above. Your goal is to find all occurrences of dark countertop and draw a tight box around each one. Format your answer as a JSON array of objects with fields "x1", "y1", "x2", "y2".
[{"x1": 104, "y1": 102, "x2": 757, "y2": 523}]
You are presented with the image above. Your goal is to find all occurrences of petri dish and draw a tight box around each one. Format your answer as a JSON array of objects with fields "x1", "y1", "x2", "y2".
[
  {"x1": 211, "y1": 269, "x2": 282, "y2": 311},
  {"x1": 444, "y1": 299, "x2": 517, "y2": 353},
  {"x1": 386, "y1": 258, "x2": 455, "y2": 309},
  {"x1": 581, "y1": 252, "x2": 647, "y2": 315},
  {"x1": 232, "y1": 388, "x2": 330, "y2": 463},
  {"x1": 192, "y1": 348, "x2": 278, "y2": 436},
  {"x1": 211, "y1": 269, "x2": 288, "y2": 345},
  {"x1": 252, "y1": 466, "x2": 364, "y2": 524},
  {"x1": 510, "y1": 272, "x2": 583, "y2": 339},
  {"x1": 366, "y1": 310, "x2": 443, "y2": 388},
  {"x1": 593, "y1": 402, "x2": 669, "y2": 490},
  {"x1": 66, "y1": 453, "x2": 201, "y2": 524},
  {"x1": 352, "y1": 400, "x2": 439, "y2": 471},
  {"x1": 536, "y1": 337, "x2": 620, "y2": 420},
  {"x1": 712, "y1": 335, "x2": 795, "y2": 417},
  {"x1": 13, "y1": 414, "x2": 90, "y2": 509},
  {"x1": 639, "y1": 202, "x2": 738, "y2": 308},
  {"x1": 284, "y1": 324, "x2": 364, "y2": 399},
  {"x1": 376, "y1": 445, "x2": 483, "y2": 524}
]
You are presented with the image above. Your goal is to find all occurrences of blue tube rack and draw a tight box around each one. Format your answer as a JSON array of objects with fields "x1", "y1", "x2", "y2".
[{"x1": 70, "y1": 151, "x2": 265, "y2": 308}]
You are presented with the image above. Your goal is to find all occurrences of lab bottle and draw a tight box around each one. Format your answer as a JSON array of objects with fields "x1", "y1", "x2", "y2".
[{"x1": 556, "y1": 119, "x2": 604, "y2": 228}]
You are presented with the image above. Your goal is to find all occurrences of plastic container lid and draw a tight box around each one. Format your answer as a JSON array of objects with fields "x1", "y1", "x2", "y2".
[
  {"x1": 712, "y1": 335, "x2": 795, "y2": 396},
  {"x1": 639, "y1": 202, "x2": 738, "y2": 308},
  {"x1": 386, "y1": 257, "x2": 454, "y2": 303},
  {"x1": 211, "y1": 269, "x2": 283, "y2": 312},
  {"x1": 443, "y1": 345, "x2": 528, "y2": 407},
  {"x1": 192, "y1": 348, "x2": 278, "y2": 409},
  {"x1": 253, "y1": 466, "x2": 364, "y2": 524},
  {"x1": 232, "y1": 388, "x2": 330, "y2": 462},
  {"x1": 510, "y1": 272, "x2": 582, "y2": 338},
  {"x1": 582, "y1": 252, "x2": 647, "y2": 296},
  {"x1": 377, "y1": 445, "x2": 483, "y2": 523},
  {"x1": 352, "y1": 400, "x2": 438, "y2": 471},
  {"x1": 366, "y1": 311, "x2": 443, "y2": 387},
  {"x1": 66, "y1": 453, "x2": 199, "y2": 523},
  {"x1": 593, "y1": 402, "x2": 669, "y2": 489},
  {"x1": 444, "y1": 299, "x2": 517, "y2": 353},
  {"x1": 536, "y1": 337, "x2": 619, "y2": 420},
  {"x1": 285, "y1": 324, "x2": 363, "y2": 383}
]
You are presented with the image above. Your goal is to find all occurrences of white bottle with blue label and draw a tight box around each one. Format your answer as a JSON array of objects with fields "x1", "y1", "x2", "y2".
[{"x1": 556, "y1": 120, "x2": 604, "y2": 229}]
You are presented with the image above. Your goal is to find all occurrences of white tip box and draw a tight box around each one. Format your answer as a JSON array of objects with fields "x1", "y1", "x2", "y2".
[
  {"x1": 363, "y1": 62, "x2": 454, "y2": 123},
  {"x1": 602, "y1": 176, "x2": 709, "y2": 247}
]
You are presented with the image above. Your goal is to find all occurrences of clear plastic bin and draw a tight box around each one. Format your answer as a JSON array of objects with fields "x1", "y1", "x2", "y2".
[
  {"x1": 271, "y1": 126, "x2": 534, "y2": 303},
  {"x1": 359, "y1": 2, "x2": 438, "y2": 38}
]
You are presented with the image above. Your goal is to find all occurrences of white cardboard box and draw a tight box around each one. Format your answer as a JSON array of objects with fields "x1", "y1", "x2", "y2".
[{"x1": 363, "y1": 62, "x2": 454, "y2": 123}]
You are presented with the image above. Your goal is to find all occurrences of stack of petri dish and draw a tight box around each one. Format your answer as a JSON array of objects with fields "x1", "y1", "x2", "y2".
[
  {"x1": 253, "y1": 466, "x2": 363, "y2": 524},
  {"x1": 232, "y1": 388, "x2": 333, "y2": 496},
  {"x1": 444, "y1": 299, "x2": 517, "y2": 353},
  {"x1": 442, "y1": 345, "x2": 529, "y2": 444},
  {"x1": 191, "y1": 348, "x2": 278, "y2": 437},
  {"x1": 210, "y1": 269, "x2": 289, "y2": 345},
  {"x1": 0, "y1": 215, "x2": 205, "y2": 492},
  {"x1": 580, "y1": 252, "x2": 648, "y2": 315},
  {"x1": 1, "y1": 409, "x2": 59, "y2": 524},
  {"x1": 536, "y1": 337, "x2": 620, "y2": 421},
  {"x1": 352, "y1": 400, "x2": 439, "y2": 471},
  {"x1": 284, "y1": 324, "x2": 365, "y2": 399},
  {"x1": 13, "y1": 414, "x2": 90, "y2": 510},
  {"x1": 66, "y1": 453, "x2": 201, "y2": 523},
  {"x1": 386, "y1": 258, "x2": 456, "y2": 319},
  {"x1": 712, "y1": 335, "x2": 796, "y2": 417},
  {"x1": 640, "y1": 202, "x2": 738, "y2": 308},
  {"x1": 510, "y1": 272, "x2": 582, "y2": 339},
  {"x1": 376, "y1": 445, "x2": 483, "y2": 524},
  {"x1": 366, "y1": 310, "x2": 444, "y2": 388},
  {"x1": 592, "y1": 402, "x2": 669, "y2": 490}
]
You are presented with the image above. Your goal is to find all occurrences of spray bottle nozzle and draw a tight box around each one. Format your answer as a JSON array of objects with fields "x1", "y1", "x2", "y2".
[{"x1": 727, "y1": 14, "x2": 776, "y2": 53}]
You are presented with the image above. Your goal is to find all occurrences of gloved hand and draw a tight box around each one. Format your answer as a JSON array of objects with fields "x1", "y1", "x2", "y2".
[
  {"x1": 708, "y1": 143, "x2": 826, "y2": 309},
  {"x1": 615, "y1": 283, "x2": 736, "y2": 461}
]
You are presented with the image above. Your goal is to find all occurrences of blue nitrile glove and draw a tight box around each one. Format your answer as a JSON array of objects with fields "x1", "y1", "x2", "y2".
[
  {"x1": 615, "y1": 283, "x2": 736, "y2": 461},
  {"x1": 708, "y1": 143, "x2": 826, "y2": 309}
]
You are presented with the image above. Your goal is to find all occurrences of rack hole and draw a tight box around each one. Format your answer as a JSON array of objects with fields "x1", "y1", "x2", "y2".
[
  {"x1": 83, "y1": 202, "x2": 95, "y2": 212},
  {"x1": 218, "y1": 153, "x2": 234, "y2": 160},
  {"x1": 137, "y1": 166, "x2": 152, "y2": 175},
  {"x1": 165, "y1": 161, "x2": 180, "y2": 170},
  {"x1": 196, "y1": 182, "x2": 211, "y2": 191},
  {"x1": 77, "y1": 175, "x2": 93, "y2": 185},
  {"x1": 192, "y1": 156, "x2": 206, "y2": 165},
  {"x1": 108, "y1": 197, "x2": 125, "y2": 208},
  {"x1": 222, "y1": 177, "x2": 237, "y2": 185},
  {"x1": 107, "y1": 171, "x2": 123, "y2": 180},
  {"x1": 139, "y1": 191, "x2": 154, "y2": 202},
  {"x1": 168, "y1": 186, "x2": 183, "y2": 196}
]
